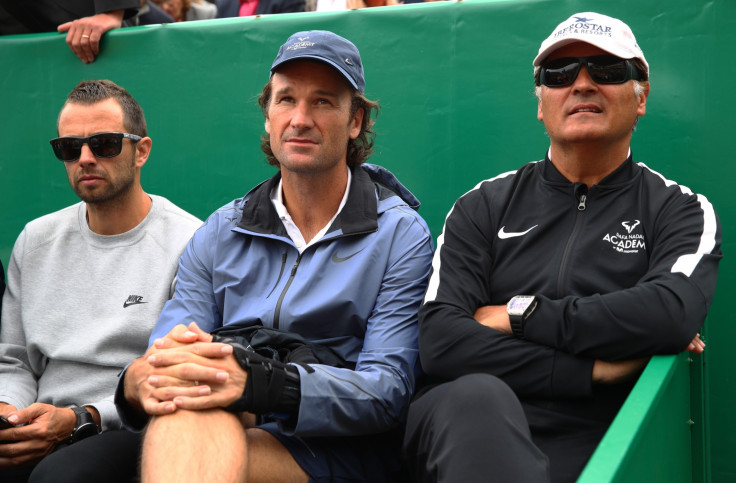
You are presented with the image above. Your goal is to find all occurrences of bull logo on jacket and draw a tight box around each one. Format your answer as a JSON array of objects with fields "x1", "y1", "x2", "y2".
[{"x1": 602, "y1": 220, "x2": 646, "y2": 254}]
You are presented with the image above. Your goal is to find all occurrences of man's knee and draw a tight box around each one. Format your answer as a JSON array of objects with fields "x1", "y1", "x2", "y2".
[
  {"x1": 405, "y1": 374, "x2": 533, "y2": 462},
  {"x1": 148, "y1": 408, "x2": 240, "y2": 431},
  {"x1": 142, "y1": 409, "x2": 248, "y2": 481},
  {"x1": 413, "y1": 373, "x2": 524, "y2": 424},
  {"x1": 144, "y1": 409, "x2": 246, "y2": 452},
  {"x1": 405, "y1": 374, "x2": 549, "y2": 482}
]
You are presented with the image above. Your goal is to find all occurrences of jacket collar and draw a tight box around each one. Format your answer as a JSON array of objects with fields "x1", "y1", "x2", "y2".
[
  {"x1": 236, "y1": 165, "x2": 379, "y2": 237},
  {"x1": 542, "y1": 151, "x2": 636, "y2": 187}
]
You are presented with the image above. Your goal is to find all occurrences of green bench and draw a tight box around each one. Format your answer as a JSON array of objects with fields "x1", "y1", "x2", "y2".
[{"x1": 579, "y1": 353, "x2": 704, "y2": 482}]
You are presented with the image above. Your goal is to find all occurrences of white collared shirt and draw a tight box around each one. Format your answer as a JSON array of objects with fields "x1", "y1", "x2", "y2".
[{"x1": 270, "y1": 167, "x2": 352, "y2": 254}]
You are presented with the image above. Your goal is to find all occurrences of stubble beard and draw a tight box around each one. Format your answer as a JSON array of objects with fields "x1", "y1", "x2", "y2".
[{"x1": 71, "y1": 153, "x2": 137, "y2": 206}]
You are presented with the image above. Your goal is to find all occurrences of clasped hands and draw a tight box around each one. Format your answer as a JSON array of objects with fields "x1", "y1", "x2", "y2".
[{"x1": 126, "y1": 322, "x2": 248, "y2": 416}]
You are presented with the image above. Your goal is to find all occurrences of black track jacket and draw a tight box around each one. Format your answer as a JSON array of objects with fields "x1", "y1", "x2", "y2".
[{"x1": 419, "y1": 154, "x2": 722, "y2": 426}]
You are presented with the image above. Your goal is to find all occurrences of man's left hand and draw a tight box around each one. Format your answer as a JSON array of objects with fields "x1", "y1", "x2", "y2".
[
  {"x1": 0, "y1": 403, "x2": 76, "y2": 468},
  {"x1": 57, "y1": 10, "x2": 124, "y2": 64}
]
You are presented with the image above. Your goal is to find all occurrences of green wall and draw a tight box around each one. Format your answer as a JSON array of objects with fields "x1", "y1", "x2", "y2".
[{"x1": 1, "y1": 0, "x2": 734, "y2": 479}]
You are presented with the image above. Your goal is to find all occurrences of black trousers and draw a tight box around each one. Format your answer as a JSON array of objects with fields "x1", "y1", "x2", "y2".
[
  {"x1": 403, "y1": 374, "x2": 551, "y2": 483},
  {"x1": 0, "y1": 464, "x2": 34, "y2": 483},
  {"x1": 29, "y1": 430, "x2": 141, "y2": 483},
  {"x1": 403, "y1": 373, "x2": 611, "y2": 483}
]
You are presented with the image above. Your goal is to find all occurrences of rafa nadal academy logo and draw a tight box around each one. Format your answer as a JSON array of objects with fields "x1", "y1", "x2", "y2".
[{"x1": 602, "y1": 220, "x2": 646, "y2": 254}]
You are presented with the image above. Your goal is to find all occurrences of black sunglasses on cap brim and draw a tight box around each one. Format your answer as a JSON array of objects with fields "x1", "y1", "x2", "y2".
[
  {"x1": 540, "y1": 55, "x2": 644, "y2": 87},
  {"x1": 49, "y1": 132, "x2": 142, "y2": 161}
]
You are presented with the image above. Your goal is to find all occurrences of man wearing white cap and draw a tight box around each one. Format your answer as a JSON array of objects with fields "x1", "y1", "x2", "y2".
[
  {"x1": 110, "y1": 30, "x2": 434, "y2": 483},
  {"x1": 404, "y1": 12, "x2": 721, "y2": 483}
]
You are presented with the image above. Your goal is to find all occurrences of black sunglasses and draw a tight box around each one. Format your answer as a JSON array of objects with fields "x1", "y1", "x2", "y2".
[
  {"x1": 540, "y1": 55, "x2": 643, "y2": 87},
  {"x1": 49, "y1": 132, "x2": 142, "y2": 161}
]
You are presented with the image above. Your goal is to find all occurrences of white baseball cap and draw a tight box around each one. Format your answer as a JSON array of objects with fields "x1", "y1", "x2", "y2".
[{"x1": 533, "y1": 12, "x2": 648, "y2": 75}]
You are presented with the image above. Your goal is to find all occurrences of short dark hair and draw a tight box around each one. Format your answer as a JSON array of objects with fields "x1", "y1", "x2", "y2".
[
  {"x1": 60, "y1": 80, "x2": 147, "y2": 137},
  {"x1": 257, "y1": 80, "x2": 379, "y2": 169}
]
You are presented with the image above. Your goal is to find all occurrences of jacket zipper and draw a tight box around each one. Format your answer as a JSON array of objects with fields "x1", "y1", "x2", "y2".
[
  {"x1": 266, "y1": 252, "x2": 288, "y2": 299},
  {"x1": 578, "y1": 192, "x2": 587, "y2": 211},
  {"x1": 273, "y1": 253, "x2": 302, "y2": 329},
  {"x1": 269, "y1": 229, "x2": 375, "y2": 329},
  {"x1": 556, "y1": 185, "x2": 588, "y2": 298}
]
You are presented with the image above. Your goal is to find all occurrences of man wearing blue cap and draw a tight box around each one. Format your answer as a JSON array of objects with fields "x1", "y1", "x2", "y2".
[
  {"x1": 112, "y1": 30, "x2": 433, "y2": 482},
  {"x1": 403, "y1": 12, "x2": 721, "y2": 483}
]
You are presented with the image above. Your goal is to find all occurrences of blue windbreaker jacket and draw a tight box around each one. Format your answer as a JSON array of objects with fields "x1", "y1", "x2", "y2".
[{"x1": 149, "y1": 164, "x2": 434, "y2": 436}]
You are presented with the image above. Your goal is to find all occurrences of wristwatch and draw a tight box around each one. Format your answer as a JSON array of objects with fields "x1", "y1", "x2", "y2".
[
  {"x1": 68, "y1": 406, "x2": 99, "y2": 444},
  {"x1": 507, "y1": 295, "x2": 538, "y2": 339}
]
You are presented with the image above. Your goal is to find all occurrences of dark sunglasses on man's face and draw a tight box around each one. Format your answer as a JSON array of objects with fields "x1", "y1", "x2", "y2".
[
  {"x1": 49, "y1": 132, "x2": 142, "y2": 161},
  {"x1": 540, "y1": 55, "x2": 643, "y2": 87}
]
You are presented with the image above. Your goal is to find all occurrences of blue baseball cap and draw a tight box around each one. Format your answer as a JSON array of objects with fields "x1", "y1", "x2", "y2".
[{"x1": 270, "y1": 30, "x2": 365, "y2": 92}]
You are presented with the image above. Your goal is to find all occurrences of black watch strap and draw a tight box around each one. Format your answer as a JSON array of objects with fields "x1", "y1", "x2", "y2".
[
  {"x1": 507, "y1": 295, "x2": 538, "y2": 339},
  {"x1": 509, "y1": 312, "x2": 526, "y2": 338},
  {"x1": 68, "y1": 406, "x2": 99, "y2": 444}
]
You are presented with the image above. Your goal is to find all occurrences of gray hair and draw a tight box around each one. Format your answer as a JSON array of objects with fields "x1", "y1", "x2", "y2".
[{"x1": 534, "y1": 79, "x2": 647, "y2": 100}]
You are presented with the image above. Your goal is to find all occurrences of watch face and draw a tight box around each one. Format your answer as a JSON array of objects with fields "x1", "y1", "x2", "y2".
[
  {"x1": 508, "y1": 296, "x2": 534, "y2": 315},
  {"x1": 73, "y1": 422, "x2": 99, "y2": 442}
]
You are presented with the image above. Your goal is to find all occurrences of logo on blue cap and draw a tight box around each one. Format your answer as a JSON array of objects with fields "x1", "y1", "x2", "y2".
[{"x1": 286, "y1": 37, "x2": 316, "y2": 50}]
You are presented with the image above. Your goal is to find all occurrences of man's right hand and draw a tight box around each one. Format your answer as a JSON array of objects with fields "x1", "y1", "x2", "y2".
[
  {"x1": 57, "y1": 10, "x2": 124, "y2": 63},
  {"x1": 0, "y1": 403, "x2": 76, "y2": 468}
]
